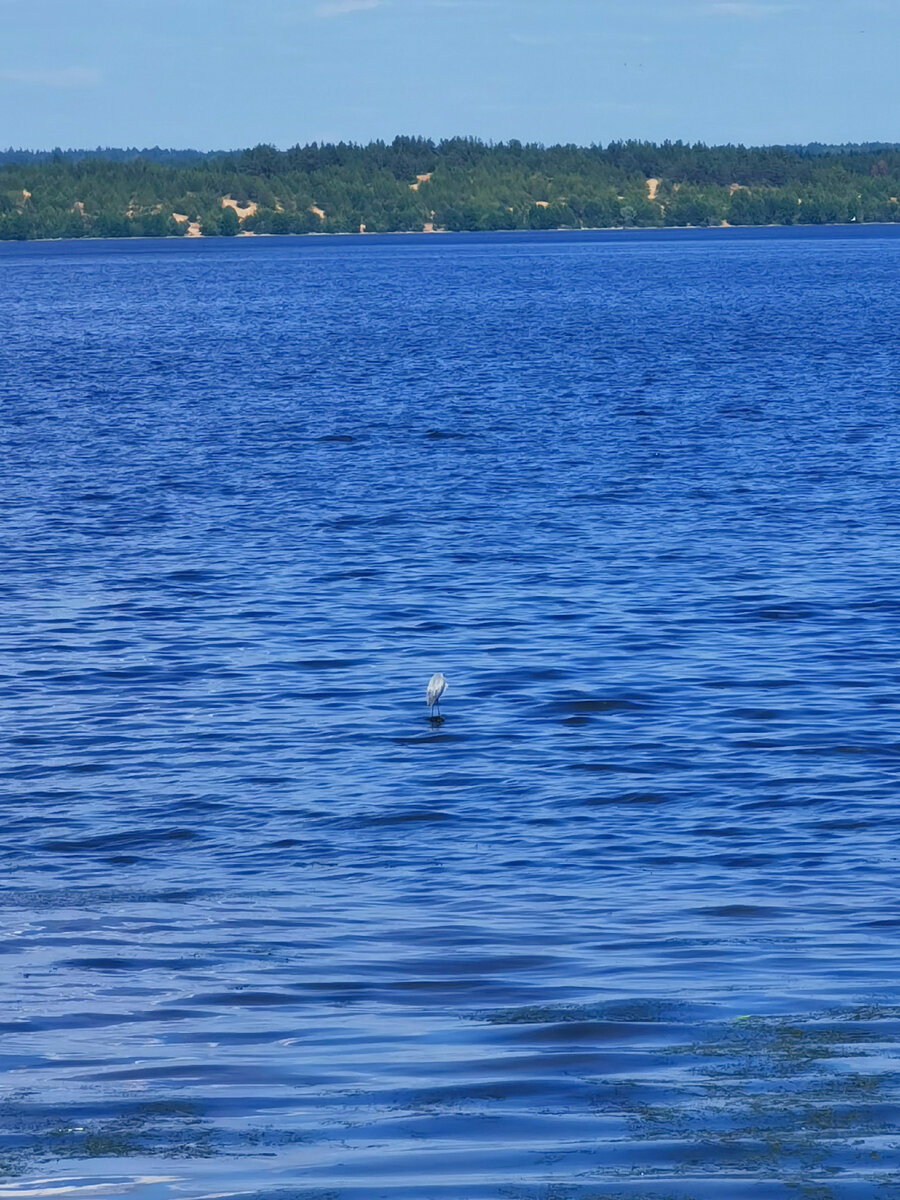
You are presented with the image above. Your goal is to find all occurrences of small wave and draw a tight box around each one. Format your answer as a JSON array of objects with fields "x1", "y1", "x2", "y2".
[{"x1": 38, "y1": 829, "x2": 199, "y2": 854}]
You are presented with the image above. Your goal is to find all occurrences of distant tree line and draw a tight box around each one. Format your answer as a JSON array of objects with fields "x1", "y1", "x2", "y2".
[
  {"x1": 0, "y1": 146, "x2": 219, "y2": 166},
  {"x1": 4, "y1": 137, "x2": 900, "y2": 240}
]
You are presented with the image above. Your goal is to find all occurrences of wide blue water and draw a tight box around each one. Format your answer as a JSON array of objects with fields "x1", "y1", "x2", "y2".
[{"x1": 3, "y1": 228, "x2": 900, "y2": 1199}]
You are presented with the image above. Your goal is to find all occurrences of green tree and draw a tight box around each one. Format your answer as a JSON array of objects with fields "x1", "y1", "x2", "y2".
[{"x1": 219, "y1": 206, "x2": 240, "y2": 236}]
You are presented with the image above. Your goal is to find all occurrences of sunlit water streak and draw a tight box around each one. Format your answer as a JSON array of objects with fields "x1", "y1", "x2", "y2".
[{"x1": 2, "y1": 229, "x2": 900, "y2": 1198}]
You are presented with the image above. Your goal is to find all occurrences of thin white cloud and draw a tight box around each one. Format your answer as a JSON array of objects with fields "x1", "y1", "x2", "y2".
[
  {"x1": 315, "y1": 0, "x2": 380, "y2": 15},
  {"x1": 0, "y1": 67, "x2": 100, "y2": 87}
]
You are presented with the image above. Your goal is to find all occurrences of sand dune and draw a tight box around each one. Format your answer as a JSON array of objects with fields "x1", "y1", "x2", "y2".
[{"x1": 221, "y1": 195, "x2": 258, "y2": 220}]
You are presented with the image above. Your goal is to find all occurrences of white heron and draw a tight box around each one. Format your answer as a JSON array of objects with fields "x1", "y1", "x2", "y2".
[{"x1": 426, "y1": 672, "x2": 447, "y2": 716}]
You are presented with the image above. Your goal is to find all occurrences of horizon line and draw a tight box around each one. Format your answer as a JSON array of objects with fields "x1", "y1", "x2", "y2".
[{"x1": 5, "y1": 137, "x2": 900, "y2": 158}]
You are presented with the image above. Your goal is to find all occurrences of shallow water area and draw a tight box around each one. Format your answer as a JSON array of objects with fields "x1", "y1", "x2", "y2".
[{"x1": 3, "y1": 228, "x2": 900, "y2": 1197}]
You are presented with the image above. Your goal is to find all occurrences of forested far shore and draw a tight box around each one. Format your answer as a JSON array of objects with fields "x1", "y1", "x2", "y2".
[{"x1": 4, "y1": 136, "x2": 900, "y2": 240}]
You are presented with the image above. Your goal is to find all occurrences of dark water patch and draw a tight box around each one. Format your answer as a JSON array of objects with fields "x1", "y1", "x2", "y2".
[
  {"x1": 38, "y1": 829, "x2": 199, "y2": 854},
  {"x1": 0, "y1": 1010, "x2": 209, "y2": 1033},
  {"x1": 59, "y1": 955, "x2": 214, "y2": 972},
  {"x1": 853, "y1": 597, "x2": 900, "y2": 613},
  {"x1": 179, "y1": 991, "x2": 306, "y2": 1009},
  {"x1": 84, "y1": 1062, "x2": 321, "y2": 1085},
  {"x1": 166, "y1": 568, "x2": 219, "y2": 583},
  {"x1": 361, "y1": 810, "x2": 453, "y2": 826},
  {"x1": 816, "y1": 741, "x2": 900, "y2": 758},
  {"x1": 568, "y1": 761, "x2": 653, "y2": 775},
  {"x1": 690, "y1": 824, "x2": 745, "y2": 838},
  {"x1": 582, "y1": 791, "x2": 668, "y2": 807},
  {"x1": 0, "y1": 887, "x2": 210, "y2": 908},
  {"x1": 320, "y1": 515, "x2": 365, "y2": 531},
  {"x1": 486, "y1": 999, "x2": 704, "y2": 1025},
  {"x1": 815, "y1": 818, "x2": 872, "y2": 832},
  {"x1": 59, "y1": 761, "x2": 112, "y2": 775},
  {"x1": 549, "y1": 696, "x2": 649, "y2": 715},
  {"x1": 695, "y1": 904, "x2": 787, "y2": 918}
]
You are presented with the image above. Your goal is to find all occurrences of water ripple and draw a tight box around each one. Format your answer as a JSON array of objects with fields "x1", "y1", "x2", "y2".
[{"x1": 3, "y1": 230, "x2": 900, "y2": 1197}]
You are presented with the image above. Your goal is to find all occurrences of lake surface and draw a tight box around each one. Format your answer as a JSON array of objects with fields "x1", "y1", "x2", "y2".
[{"x1": 3, "y1": 228, "x2": 900, "y2": 1199}]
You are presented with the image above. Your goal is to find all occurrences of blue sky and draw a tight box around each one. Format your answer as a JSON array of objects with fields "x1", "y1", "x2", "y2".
[{"x1": 1, "y1": 0, "x2": 897, "y2": 150}]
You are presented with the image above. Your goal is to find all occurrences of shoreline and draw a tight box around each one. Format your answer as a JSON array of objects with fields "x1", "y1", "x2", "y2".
[{"x1": 2, "y1": 220, "x2": 899, "y2": 247}]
